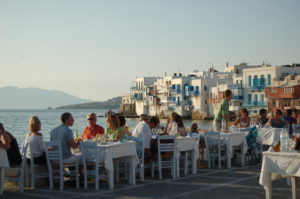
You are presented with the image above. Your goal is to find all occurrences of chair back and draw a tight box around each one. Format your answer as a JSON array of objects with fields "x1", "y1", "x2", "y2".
[
  {"x1": 79, "y1": 141, "x2": 98, "y2": 162},
  {"x1": 127, "y1": 136, "x2": 144, "y2": 162},
  {"x1": 203, "y1": 131, "x2": 221, "y2": 147},
  {"x1": 157, "y1": 135, "x2": 176, "y2": 153},
  {"x1": 43, "y1": 141, "x2": 63, "y2": 165}
]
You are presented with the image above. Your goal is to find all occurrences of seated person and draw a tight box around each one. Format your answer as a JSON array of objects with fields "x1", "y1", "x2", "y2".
[
  {"x1": 173, "y1": 114, "x2": 187, "y2": 136},
  {"x1": 234, "y1": 108, "x2": 250, "y2": 128},
  {"x1": 81, "y1": 113, "x2": 105, "y2": 140},
  {"x1": 25, "y1": 116, "x2": 47, "y2": 165},
  {"x1": 284, "y1": 109, "x2": 297, "y2": 136},
  {"x1": 106, "y1": 114, "x2": 125, "y2": 141},
  {"x1": 267, "y1": 109, "x2": 285, "y2": 128},
  {"x1": 0, "y1": 123, "x2": 22, "y2": 167},
  {"x1": 190, "y1": 123, "x2": 200, "y2": 135},
  {"x1": 163, "y1": 112, "x2": 178, "y2": 135},
  {"x1": 50, "y1": 112, "x2": 82, "y2": 163},
  {"x1": 118, "y1": 115, "x2": 132, "y2": 137},
  {"x1": 149, "y1": 116, "x2": 164, "y2": 134},
  {"x1": 258, "y1": 109, "x2": 268, "y2": 127}
]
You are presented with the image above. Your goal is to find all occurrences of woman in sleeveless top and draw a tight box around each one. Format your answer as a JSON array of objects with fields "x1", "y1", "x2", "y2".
[
  {"x1": 234, "y1": 108, "x2": 250, "y2": 128},
  {"x1": 0, "y1": 123, "x2": 22, "y2": 167},
  {"x1": 105, "y1": 114, "x2": 125, "y2": 141},
  {"x1": 24, "y1": 116, "x2": 47, "y2": 165}
]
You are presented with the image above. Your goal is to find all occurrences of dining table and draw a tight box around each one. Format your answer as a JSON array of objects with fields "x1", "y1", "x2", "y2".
[
  {"x1": 96, "y1": 141, "x2": 138, "y2": 190},
  {"x1": 259, "y1": 151, "x2": 300, "y2": 199}
]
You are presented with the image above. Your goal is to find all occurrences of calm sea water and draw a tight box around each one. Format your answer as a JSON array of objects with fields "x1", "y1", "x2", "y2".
[{"x1": 0, "y1": 109, "x2": 212, "y2": 145}]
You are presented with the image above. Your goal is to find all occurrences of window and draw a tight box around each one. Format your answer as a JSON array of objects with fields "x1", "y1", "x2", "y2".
[
  {"x1": 271, "y1": 88, "x2": 277, "y2": 93},
  {"x1": 267, "y1": 74, "x2": 271, "y2": 85},
  {"x1": 248, "y1": 76, "x2": 252, "y2": 86},
  {"x1": 204, "y1": 85, "x2": 207, "y2": 91},
  {"x1": 260, "y1": 75, "x2": 265, "y2": 86},
  {"x1": 284, "y1": 87, "x2": 293, "y2": 93},
  {"x1": 253, "y1": 75, "x2": 258, "y2": 86},
  {"x1": 261, "y1": 94, "x2": 265, "y2": 103},
  {"x1": 248, "y1": 94, "x2": 252, "y2": 105}
]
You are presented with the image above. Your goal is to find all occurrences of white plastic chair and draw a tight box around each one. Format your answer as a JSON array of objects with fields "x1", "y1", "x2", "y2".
[
  {"x1": 126, "y1": 137, "x2": 145, "y2": 181},
  {"x1": 203, "y1": 132, "x2": 227, "y2": 169},
  {"x1": 25, "y1": 141, "x2": 52, "y2": 189},
  {"x1": 3, "y1": 142, "x2": 27, "y2": 192},
  {"x1": 151, "y1": 135, "x2": 177, "y2": 180},
  {"x1": 43, "y1": 141, "x2": 79, "y2": 191},
  {"x1": 79, "y1": 141, "x2": 107, "y2": 190}
]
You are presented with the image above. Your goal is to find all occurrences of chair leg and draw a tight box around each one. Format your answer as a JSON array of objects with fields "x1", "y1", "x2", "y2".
[
  {"x1": 184, "y1": 152, "x2": 188, "y2": 176},
  {"x1": 75, "y1": 165, "x2": 79, "y2": 189},
  {"x1": 31, "y1": 166, "x2": 35, "y2": 189},
  {"x1": 84, "y1": 164, "x2": 88, "y2": 190},
  {"x1": 140, "y1": 167, "x2": 144, "y2": 181},
  {"x1": 60, "y1": 167, "x2": 64, "y2": 191},
  {"x1": 95, "y1": 165, "x2": 99, "y2": 191},
  {"x1": 151, "y1": 162, "x2": 155, "y2": 178},
  {"x1": 115, "y1": 163, "x2": 119, "y2": 183},
  {"x1": 172, "y1": 156, "x2": 176, "y2": 179},
  {"x1": 158, "y1": 159, "x2": 162, "y2": 180}
]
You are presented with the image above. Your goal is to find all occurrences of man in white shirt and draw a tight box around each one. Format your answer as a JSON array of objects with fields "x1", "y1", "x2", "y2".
[{"x1": 132, "y1": 114, "x2": 159, "y2": 158}]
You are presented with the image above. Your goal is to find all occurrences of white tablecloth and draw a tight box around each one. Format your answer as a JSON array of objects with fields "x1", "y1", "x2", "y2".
[
  {"x1": 176, "y1": 137, "x2": 199, "y2": 177},
  {"x1": 259, "y1": 151, "x2": 300, "y2": 187},
  {"x1": 258, "y1": 128, "x2": 286, "y2": 146},
  {"x1": 0, "y1": 148, "x2": 9, "y2": 195},
  {"x1": 221, "y1": 132, "x2": 248, "y2": 158},
  {"x1": 259, "y1": 151, "x2": 300, "y2": 199},
  {"x1": 97, "y1": 141, "x2": 138, "y2": 172}
]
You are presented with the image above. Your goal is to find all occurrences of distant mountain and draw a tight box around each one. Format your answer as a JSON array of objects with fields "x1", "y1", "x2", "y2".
[
  {"x1": 0, "y1": 86, "x2": 91, "y2": 109},
  {"x1": 56, "y1": 96, "x2": 122, "y2": 109}
]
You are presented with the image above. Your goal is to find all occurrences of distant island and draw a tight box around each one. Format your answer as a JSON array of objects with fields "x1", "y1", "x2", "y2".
[
  {"x1": 56, "y1": 96, "x2": 122, "y2": 109},
  {"x1": 0, "y1": 86, "x2": 90, "y2": 109}
]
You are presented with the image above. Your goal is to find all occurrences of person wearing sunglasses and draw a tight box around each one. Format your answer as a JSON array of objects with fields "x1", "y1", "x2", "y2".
[{"x1": 81, "y1": 112, "x2": 105, "y2": 140}]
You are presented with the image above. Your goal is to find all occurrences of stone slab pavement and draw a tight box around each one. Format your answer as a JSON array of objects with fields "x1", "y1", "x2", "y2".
[{"x1": 0, "y1": 164, "x2": 293, "y2": 199}]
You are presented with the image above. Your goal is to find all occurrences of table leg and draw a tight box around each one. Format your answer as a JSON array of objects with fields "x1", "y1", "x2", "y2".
[
  {"x1": 291, "y1": 176, "x2": 297, "y2": 199},
  {"x1": 176, "y1": 155, "x2": 180, "y2": 178},
  {"x1": 192, "y1": 150, "x2": 196, "y2": 175},
  {"x1": 0, "y1": 167, "x2": 4, "y2": 195},
  {"x1": 227, "y1": 147, "x2": 231, "y2": 169},
  {"x1": 265, "y1": 172, "x2": 272, "y2": 199},
  {"x1": 108, "y1": 169, "x2": 114, "y2": 190},
  {"x1": 241, "y1": 144, "x2": 245, "y2": 166},
  {"x1": 129, "y1": 156, "x2": 136, "y2": 185}
]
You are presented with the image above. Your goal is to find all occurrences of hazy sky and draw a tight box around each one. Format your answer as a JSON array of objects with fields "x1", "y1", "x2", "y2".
[{"x1": 1, "y1": 0, "x2": 299, "y2": 101}]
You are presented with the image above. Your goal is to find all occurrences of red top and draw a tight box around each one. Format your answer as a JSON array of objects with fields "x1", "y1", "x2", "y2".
[{"x1": 81, "y1": 125, "x2": 105, "y2": 140}]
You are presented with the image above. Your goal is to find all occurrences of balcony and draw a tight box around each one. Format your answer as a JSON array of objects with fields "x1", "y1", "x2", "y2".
[
  {"x1": 170, "y1": 89, "x2": 181, "y2": 94},
  {"x1": 228, "y1": 84, "x2": 243, "y2": 89},
  {"x1": 130, "y1": 86, "x2": 144, "y2": 91},
  {"x1": 131, "y1": 95, "x2": 143, "y2": 101},
  {"x1": 232, "y1": 96, "x2": 243, "y2": 100},
  {"x1": 169, "y1": 101, "x2": 181, "y2": 106},
  {"x1": 244, "y1": 101, "x2": 267, "y2": 107},
  {"x1": 249, "y1": 85, "x2": 265, "y2": 91}
]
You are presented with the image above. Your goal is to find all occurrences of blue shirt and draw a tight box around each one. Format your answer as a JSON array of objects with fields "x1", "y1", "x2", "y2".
[{"x1": 50, "y1": 124, "x2": 73, "y2": 159}]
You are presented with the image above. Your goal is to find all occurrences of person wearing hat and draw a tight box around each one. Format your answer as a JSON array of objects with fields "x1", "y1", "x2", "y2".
[{"x1": 81, "y1": 113, "x2": 105, "y2": 140}]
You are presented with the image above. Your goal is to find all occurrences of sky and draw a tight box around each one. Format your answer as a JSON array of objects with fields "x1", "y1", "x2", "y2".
[{"x1": 1, "y1": 0, "x2": 300, "y2": 101}]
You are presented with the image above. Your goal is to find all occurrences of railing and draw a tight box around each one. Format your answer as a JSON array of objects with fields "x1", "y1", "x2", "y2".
[
  {"x1": 249, "y1": 85, "x2": 265, "y2": 91},
  {"x1": 244, "y1": 102, "x2": 267, "y2": 107},
  {"x1": 130, "y1": 86, "x2": 144, "y2": 91}
]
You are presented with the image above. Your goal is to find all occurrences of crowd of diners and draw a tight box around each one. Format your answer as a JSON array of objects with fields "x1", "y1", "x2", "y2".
[{"x1": 0, "y1": 107, "x2": 299, "y2": 176}]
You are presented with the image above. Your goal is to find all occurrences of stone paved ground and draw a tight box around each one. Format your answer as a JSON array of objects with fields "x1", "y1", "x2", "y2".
[{"x1": 1, "y1": 164, "x2": 293, "y2": 199}]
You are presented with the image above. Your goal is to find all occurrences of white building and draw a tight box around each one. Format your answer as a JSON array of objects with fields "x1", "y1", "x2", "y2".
[
  {"x1": 243, "y1": 64, "x2": 300, "y2": 113},
  {"x1": 131, "y1": 77, "x2": 160, "y2": 115}
]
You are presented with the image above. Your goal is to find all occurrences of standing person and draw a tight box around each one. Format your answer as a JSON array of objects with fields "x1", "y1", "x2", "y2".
[
  {"x1": 50, "y1": 112, "x2": 81, "y2": 163},
  {"x1": 25, "y1": 116, "x2": 47, "y2": 165},
  {"x1": 213, "y1": 89, "x2": 232, "y2": 131},
  {"x1": 81, "y1": 113, "x2": 105, "y2": 140},
  {"x1": 105, "y1": 114, "x2": 125, "y2": 141},
  {"x1": 0, "y1": 123, "x2": 22, "y2": 167}
]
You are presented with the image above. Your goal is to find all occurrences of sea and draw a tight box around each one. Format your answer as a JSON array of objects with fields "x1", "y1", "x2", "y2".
[{"x1": 0, "y1": 109, "x2": 213, "y2": 146}]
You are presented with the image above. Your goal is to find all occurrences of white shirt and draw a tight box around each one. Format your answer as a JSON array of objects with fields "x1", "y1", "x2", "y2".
[
  {"x1": 25, "y1": 134, "x2": 45, "y2": 158},
  {"x1": 132, "y1": 121, "x2": 151, "y2": 149}
]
